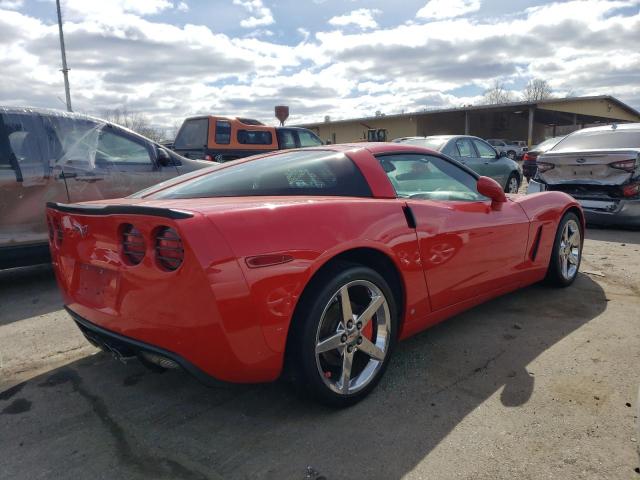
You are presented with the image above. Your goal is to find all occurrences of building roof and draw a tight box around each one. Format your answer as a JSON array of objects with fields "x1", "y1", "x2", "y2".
[{"x1": 298, "y1": 95, "x2": 640, "y2": 128}]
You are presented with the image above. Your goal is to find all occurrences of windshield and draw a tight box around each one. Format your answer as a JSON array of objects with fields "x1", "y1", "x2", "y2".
[
  {"x1": 551, "y1": 130, "x2": 640, "y2": 151},
  {"x1": 402, "y1": 138, "x2": 447, "y2": 151},
  {"x1": 150, "y1": 150, "x2": 371, "y2": 199}
]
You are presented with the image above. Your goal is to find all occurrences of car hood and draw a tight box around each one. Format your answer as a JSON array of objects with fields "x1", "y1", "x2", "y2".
[{"x1": 537, "y1": 148, "x2": 639, "y2": 185}]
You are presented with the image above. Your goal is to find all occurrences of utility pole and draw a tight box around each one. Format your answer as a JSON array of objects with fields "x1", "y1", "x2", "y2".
[{"x1": 56, "y1": 0, "x2": 72, "y2": 112}]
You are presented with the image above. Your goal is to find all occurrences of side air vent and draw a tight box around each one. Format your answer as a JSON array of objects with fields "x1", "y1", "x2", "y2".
[
  {"x1": 121, "y1": 224, "x2": 145, "y2": 265},
  {"x1": 155, "y1": 227, "x2": 183, "y2": 271}
]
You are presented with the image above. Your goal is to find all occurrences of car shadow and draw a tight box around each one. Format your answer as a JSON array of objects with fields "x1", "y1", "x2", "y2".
[
  {"x1": 586, "y1": 226, "x2": 640, "y2": 245},
  {"x1": 0, "y1": 274, "x2": 606, "y2": 480},
  {"x1": 0, "y1": 263, "x2": 62, "y2": 326}
]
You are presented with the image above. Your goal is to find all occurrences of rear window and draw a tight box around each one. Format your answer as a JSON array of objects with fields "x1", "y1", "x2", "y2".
[
  {"x1": 174, "y1": 118, "x2": 208, "y2": 149},
  {"x1": 151, "y1": 150, "x2": 372, "y2": 199},
  {"x1": 237, "y1": 130, "x2": 272, "y2": 145},
  {"x1": 403, "y1": 138, "x2": 447, "y2": 151},
  {"x1": 552, "y1": 130, "x2": 640, "y2": 151}
]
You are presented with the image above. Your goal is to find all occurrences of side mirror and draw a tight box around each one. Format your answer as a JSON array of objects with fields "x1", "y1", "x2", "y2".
[
  {"x1": 477, "y1": 176, "x2": 507, "y2": 208},
  {"x1": 498, "y1": 151, "x2": 507, "y2": 158},
  {"x1": 157, "y1": 148, "x2": 179, "y2": 167}
]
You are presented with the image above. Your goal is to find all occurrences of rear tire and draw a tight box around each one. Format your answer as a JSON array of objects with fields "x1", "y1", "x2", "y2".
[
  {"x1": 505, "y1": 172, "x2": 520, "y2": 193},
  {"x1": 287, "y1": 263, "x2": 398, "y2": 407},
  {"x1": 545, "y1": 212, "x2": 583, "y2": 287}
]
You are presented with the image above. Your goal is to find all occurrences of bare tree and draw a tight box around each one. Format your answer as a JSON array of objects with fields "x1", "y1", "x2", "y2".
[
  {"x1": 521, "y1": 78, "x2": 553, "y2": 102},
  {"x1": 483, "y1": 80, "x2": 514, "y2": 105},
  {"x1": 100, "y1": 107, "x2": 164, "y2": 143}
]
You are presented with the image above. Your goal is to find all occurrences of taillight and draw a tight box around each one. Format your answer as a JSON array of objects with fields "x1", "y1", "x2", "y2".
[
  {"x1": 536, "y1": 162, "x2": 554, "y2": 173},
  {"x1": 523, "y1": 153, "x2": 537, "y2": 162},
  {"x1": 204, "y1": 154, "x2": 213, "y2": 161},
  {"x1": 53, "y1": 217, "x2": 63, "y2": 246},
  {"x1": 609, "y1": 159, "x2": 637, "y2": 172},
  {"x1": 622, "y1": 183, "x2": 640, "y2": 197},
  {"x1": 121, "y1": 224, "x2": 145, "y2": 265},
  {"x1": 155, "y1": 227, "x2": 183, "y2": 271}
]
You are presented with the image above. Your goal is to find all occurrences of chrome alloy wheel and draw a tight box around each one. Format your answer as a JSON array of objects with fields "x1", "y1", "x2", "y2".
[
  {"x1": 508, "y1": 176, "x2": 519, "y2": 193},
  {"x1": 559, "y1": 219, "x2": 581, "y2": 281},
  {"x1": 315, "y1": 280, "x2": 391, "y2": 396}
]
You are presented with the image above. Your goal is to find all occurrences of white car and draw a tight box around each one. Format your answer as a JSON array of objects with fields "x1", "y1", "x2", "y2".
[{"x1": 487, "y1": 139, "x2": 528, "y2": 159}]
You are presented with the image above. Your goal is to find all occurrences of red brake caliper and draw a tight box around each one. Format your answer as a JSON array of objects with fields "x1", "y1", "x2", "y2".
[{"x1": 362, "y1": 318, "x2": 374, "y2": 341}]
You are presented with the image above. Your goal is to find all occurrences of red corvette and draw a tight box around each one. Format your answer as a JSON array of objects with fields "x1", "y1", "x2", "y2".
[{"x1": 47, "y1": 143, "x2": 584, "y2": 406}]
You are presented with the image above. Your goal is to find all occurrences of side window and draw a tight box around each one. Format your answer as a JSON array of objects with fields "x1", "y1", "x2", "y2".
[
  {"x1": 472, "y1": 139, "x2": 497, "y2": 159},
  {"x1": 441, "y1": 141, "x2": 458, "y2": 157},
  {"x1": 298, "y1": 130, "x2": 323, "y2": 147},
  {"x1": 96, "y1": 130, "x2": 152, "y2": 166},
  {"x1": 237, "y1": 130, "x2": 272, "y2": 145},
  {"x1": 278, "y1": 129, "x2": 297, "y2": 149},
  {"x1": 0, "y1": 113, "x2": 48, "y2": 181},
  {"x1": 377, "y1": 154, "x2": 485, "y2": 202},
  {"x1": 215, "y1": 120, "x2": 231, "y2": 145},
  {"x1": 174, "y1": 118, "x2": 209, "y2": 148},
  {"x1": 455, "y1": 138, "x2": 475, "y2": 158}
]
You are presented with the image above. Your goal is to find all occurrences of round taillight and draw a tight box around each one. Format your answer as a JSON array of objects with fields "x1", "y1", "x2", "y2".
[
  {"x1": 121, "y1": 224, "x2": 145, "y2": 265},
  {"x1": 155, "y1": 227, "x2": 183, "y2": 271}
]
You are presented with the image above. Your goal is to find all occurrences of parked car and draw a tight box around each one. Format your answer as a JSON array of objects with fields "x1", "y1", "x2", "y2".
[
  {"x1": 172, "y1": 115, "x2": 323, "y2": 161},
  {"x1": 487, "y1": 139, "x2": 528, "y2": 159},
  {"x1": 399, "y1": 135, "x2": 523, "y2": 193},
  {"x1": 47, "y1": 143, "x2": 583, "y2": 407},
  {"x1": 528, "y1": 123, "x2": 640, "y2": 227},
  {"x1": 0, "y1": 107, "x2": 209, "y2": 269},
  {"x1": 522, "y1": 136, "x2": 566, "y2": 181}
]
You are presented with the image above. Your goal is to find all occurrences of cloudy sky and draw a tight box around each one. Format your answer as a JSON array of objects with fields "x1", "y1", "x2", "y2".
[{"x1": 0, "y1": 0, "x2": 638, "y2": 130}]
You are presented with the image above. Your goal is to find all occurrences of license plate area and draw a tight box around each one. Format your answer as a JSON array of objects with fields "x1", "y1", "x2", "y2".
[
  {"x1": 578, "y1": 199, "x2": 618, "y2": 212},
  {"x1": 76, "y1": 263, "x2": 120, "y2": 309}
]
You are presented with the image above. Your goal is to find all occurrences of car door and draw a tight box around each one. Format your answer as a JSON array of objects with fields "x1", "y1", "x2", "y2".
[
  {"x1": 377, "y1": 152, "x2": 530, "y2": 311},
  {"x1": 471, "y1": 138, "x2": 507, "y2": 186},
  {"x1": 452, "y1": 137, "x2": 486, "y2": 175},
  {"x1": 59, "y1": 123, "x2": 171, "y2": 202},
  {"x1": 0, "y1": 111, "x2": 68, "y2": 250}
]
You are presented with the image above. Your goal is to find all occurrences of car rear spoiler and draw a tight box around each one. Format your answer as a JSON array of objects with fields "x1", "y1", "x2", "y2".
[{"x1": 46, "y1": 202, "x2": 194, "y2": 219}]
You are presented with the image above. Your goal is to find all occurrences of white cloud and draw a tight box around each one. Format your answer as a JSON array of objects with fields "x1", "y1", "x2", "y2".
[
  {"x1": 175, "y1": 1, "x2": 188, "y2": 12},
  {"x1": 0, "y1": 0, "x2": 23, "y2": 10},
  {"x1": 0, "y1": 0, "x2": 638, "y2": 128},
  {"x1": 417, "y1": 0, "x2": 481, "y2": 20},
  {"x1": 329, "y1": 8, "x2": 381, "y2": 30},
  {"x1": 233, "y1": 0, "x2": 274, "y2": 28}
]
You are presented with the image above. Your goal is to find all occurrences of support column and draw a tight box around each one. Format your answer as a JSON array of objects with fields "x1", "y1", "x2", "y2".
[
  {"x1": 528, "y1": 107, "x2": 535, "y2": 147},
  {"x1": 464, "y1": 111, "x2": 470, "y2": 135}
]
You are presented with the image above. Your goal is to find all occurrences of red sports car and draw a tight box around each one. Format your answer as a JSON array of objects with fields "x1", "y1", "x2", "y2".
[{"x1": 47, "y1": 143, "x2": 584, "y2": 406}]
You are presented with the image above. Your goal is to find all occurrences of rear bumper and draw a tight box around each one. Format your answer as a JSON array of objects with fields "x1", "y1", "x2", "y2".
[
  {"x1": 68, "y1": 306, "x2": 223, "y2": 386},
  {"x1": 527, "y1": 180, "x2": 640, "y2": 227}
]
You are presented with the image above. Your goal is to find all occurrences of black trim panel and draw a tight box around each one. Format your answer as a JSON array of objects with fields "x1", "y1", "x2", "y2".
[
  {"x1": 65, "y1": 307, "x2": 223, "y2": 387},
  {"x1": 0, "y1": 243, "x2": 50, "y2": 269},
  {"x1": 46, "y1": 202, "x2": 193, "y2": 219}
]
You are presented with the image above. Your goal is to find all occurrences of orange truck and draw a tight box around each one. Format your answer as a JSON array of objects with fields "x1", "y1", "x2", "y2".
[{"x1": 172, "y1": 116, "x2": 323, "y2": 161}]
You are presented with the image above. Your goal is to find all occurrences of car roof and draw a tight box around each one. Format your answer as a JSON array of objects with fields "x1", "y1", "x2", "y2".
[
  {"x1": 568, "y1": 122, "x2": 640, "y2": 135},
  {"x1": 0, "y1": 106, "x2": 106, "y2": 124}
]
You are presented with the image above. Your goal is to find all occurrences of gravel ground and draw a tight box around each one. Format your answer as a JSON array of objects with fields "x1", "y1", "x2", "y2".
[{"x1": 0, "y1": 227, "x2": 639, "y2": 480}]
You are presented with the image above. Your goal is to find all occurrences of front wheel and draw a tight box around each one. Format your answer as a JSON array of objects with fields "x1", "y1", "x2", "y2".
[
  {"x1": 288, "y1": 264, "x2": 397, "y2": 407},
  {"x1": 546, "y1": 212, "x2": 582, "y2": 287}
]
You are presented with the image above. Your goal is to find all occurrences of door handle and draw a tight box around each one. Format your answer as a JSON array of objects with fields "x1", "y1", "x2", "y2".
[
  {"x1": 58, "y1": 171, "x2": 77, "y2": 179},
  {"x1": 75, "y1": 176, "x2": 104, "y2": 182}
]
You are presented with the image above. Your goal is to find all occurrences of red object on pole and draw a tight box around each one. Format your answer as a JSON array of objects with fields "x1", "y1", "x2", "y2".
[{"x1": 275, "y1": 106, "x2": 289, "y2": 126}]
